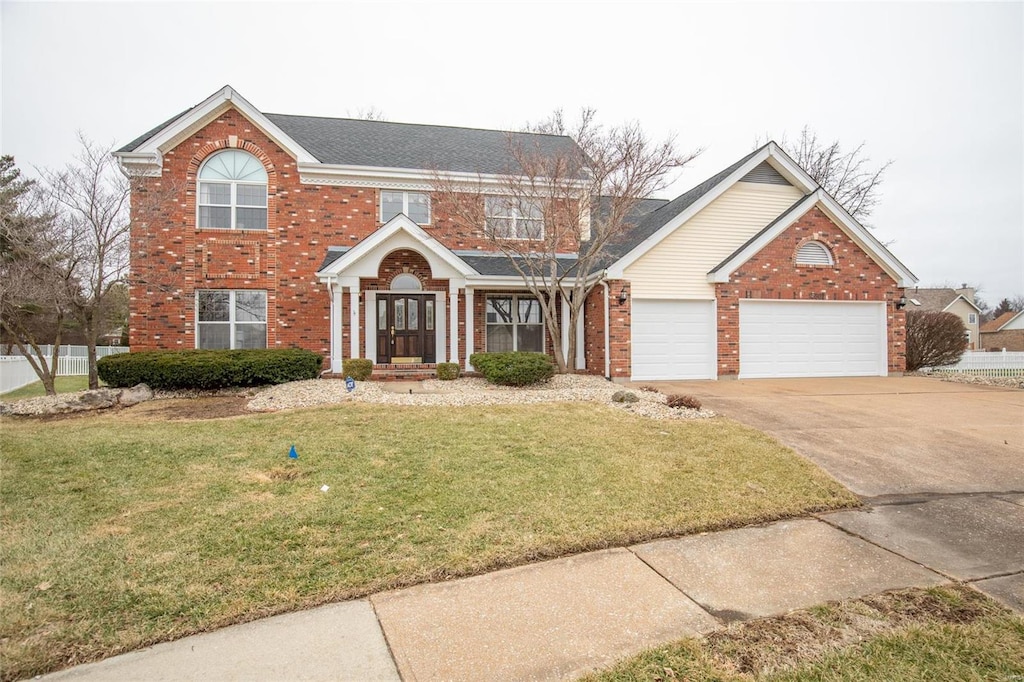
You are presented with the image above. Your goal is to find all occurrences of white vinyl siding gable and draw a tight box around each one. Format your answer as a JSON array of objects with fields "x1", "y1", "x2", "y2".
[{"x1": 624, "y1": 182, "x2": 804, "y2": 299}]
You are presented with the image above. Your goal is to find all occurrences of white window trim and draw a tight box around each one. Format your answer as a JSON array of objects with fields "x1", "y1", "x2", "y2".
[
  {"x1": 968, "y1": 312, "x2": 978, "y2": 325},
  {"x1": 380, "y1": 190, "x2": 431, "y2": 225},
  {"x1": 195, "y1": 290, "x2": 268, "y2": 349},
  {"x1": 196, "y1": 151, "x2": 268, "y2": 231},
  {"x1": 485, "y1": 294, "x2": 545, "y2": 353},
  {"x1": 484, "y1": 196, "x2": 545, "y2": 241}
]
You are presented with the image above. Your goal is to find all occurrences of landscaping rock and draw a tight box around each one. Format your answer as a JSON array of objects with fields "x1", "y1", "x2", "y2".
[
  {"x1": 74, "y1": 388, "x2": 120, "y2": 410},
  {"x1": 118, "y1": 383, "x2": 154, "y2": 407},
  {"x1": 611, "y1": 390, "x2": 639, "y2": 404}
]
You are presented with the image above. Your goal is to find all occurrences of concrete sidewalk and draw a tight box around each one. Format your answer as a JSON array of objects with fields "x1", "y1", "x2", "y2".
[{"x1": 44, "y1": 503, "x2": 1024, "y2": 682}]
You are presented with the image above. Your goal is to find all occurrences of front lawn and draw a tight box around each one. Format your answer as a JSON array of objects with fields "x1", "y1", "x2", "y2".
[
  {"x1": 1, "y1": 375, "x2": 93, "y2": 401},
  {"x1": 1, "y1": 401, "x2": 857, "y2": 680}
]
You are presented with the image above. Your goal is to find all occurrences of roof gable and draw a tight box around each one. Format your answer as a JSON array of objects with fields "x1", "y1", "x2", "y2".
[
  {"x1": 605, "y1": 142, "x2": 820, "y2": 277},
  {"x1": 982, "y1": 310, "x2": 1024, "y2": 332},
  {"x1": 907, "y1": 288, "x2": 982, "y2": 314},
  {"x1": 117, "y1": 86, "x2": 582, "y2": 180}
]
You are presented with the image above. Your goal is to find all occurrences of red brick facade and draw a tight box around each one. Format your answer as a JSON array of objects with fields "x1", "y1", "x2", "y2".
[
  {"x1": 128, "y1": 105, "x2": 907, "y2": 381},
  {"x1": 714, "y1": 207, "x2": 906, "y2": 376}
]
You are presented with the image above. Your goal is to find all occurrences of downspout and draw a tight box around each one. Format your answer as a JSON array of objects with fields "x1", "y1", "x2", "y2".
[{"x1": 600, "y1": 280, "x2": 611, "y2": 379}]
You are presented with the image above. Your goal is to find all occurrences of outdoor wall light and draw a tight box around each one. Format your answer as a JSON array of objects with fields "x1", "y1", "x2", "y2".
[
  {"x1": 896, "y1": 295, "x2": 907, "y2": 309},
  {"x1": 618, "y1": 286, "x2": 628, "y2": 305}
]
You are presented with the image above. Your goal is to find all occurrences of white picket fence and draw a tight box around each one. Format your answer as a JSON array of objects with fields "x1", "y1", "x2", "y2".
[
  {"x1": 0, "y1": 346, "x2": 130, "y2": 395},
  {"x1": 928, "y1": 350, "x2": 1024, "y2": 377}
]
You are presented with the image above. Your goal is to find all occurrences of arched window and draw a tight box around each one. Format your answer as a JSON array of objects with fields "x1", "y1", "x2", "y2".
[
  {"x1": 391, "y1": 273, "x2": 422, "y2": 290},
  {"x1": 795, "y1": 241, "x2": 834, "y2": 266},
  {"x1": 198, "y1": 150, "x2": 268, "y2": 230}
]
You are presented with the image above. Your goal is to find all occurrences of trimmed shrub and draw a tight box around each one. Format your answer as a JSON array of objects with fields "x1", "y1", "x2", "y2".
[
  {"x1": 666, "y1": 394, "x2": 702, "y2": 410},
  {"x1": 469, "y1": 352, "x2": 555, "y2": 386},
  {"x1": 342, "y1": 358, "x2": 373, "y2": 381},
  {"x1": 436, "y1": 363, "x2": 460, "y2": 380},
  {"x1": 97, "y1": 349, "x2": 323, "y2": 390},
  {"x1": 906, "y1": 310, "x2": 967, "y2": 371}
]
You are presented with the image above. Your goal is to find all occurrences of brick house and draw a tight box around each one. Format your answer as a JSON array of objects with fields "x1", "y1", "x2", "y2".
[
  {"x1": 980, "y1": 311, "x2": 1024, "y2": 351},
  {"x1": 115, "y1": 86, "x2": 917, "y2": 381}
]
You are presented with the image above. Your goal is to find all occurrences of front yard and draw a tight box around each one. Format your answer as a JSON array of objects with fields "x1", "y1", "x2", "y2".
[{"x1": 1, "y1": 400, "x2": 857, "y2": 680}]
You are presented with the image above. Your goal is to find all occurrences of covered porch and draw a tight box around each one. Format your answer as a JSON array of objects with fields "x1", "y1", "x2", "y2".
[{"x1": 316, "y1": 215, "x2": 589, "y2": 379}]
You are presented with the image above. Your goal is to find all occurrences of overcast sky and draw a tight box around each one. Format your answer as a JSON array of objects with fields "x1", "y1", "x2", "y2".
[{"x1": 3, "y1": 1, "x2": 1022, "y2": 306}]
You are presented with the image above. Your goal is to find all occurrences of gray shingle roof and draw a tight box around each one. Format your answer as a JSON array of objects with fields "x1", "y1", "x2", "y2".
[
  {"x1": 118, "y1": 105, "x2": 583, "y2": 176},
  {"x1": 264, "y1": 114, "x2": 584, "y2": 176},
  {"x1": 454, "y1": 252, "x2": 579, "y2": 277}
]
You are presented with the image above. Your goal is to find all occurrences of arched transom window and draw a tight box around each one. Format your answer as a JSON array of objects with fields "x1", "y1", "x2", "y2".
[
  {"x1": 391, "y1": 273, "x2": 422, "y2": 291},
  {"x1": 795, "y1": 240, "x2": 834, "y2": 266},
  {"x1": 198, "y1": 150, "x2": 268, "y2": 230}
]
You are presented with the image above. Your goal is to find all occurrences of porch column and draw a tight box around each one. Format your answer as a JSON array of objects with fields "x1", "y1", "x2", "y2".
[
  {"x1": 576, "y1": 301, "x2": 586, "y2": 370},
  {"x1": 365, "y1": 291, "x2": 376, "y2": 362},
  {"x1": 464, "y1": 288, "x2": 475, "y2": 371},
  {"x1": 349, "y1": 286, "x2": 360, "y2": 359},
  {"x1": 435, "y1": 291, "x2": 446, "y2": 363},
  {"x1": 560, "y1": 293, "x2": 571, "y2": 367},
  {"x1": 330, "y1": 282, "x2": 343, "y2": 373},
  {"x1": 449, "y1": 285, "x2": 460, "y2": 366}
]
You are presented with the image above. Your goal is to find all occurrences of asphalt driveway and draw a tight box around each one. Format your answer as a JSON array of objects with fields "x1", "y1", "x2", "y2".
[{"x1": 646, "y1": 376, "x2": 1024, "y2": 498}]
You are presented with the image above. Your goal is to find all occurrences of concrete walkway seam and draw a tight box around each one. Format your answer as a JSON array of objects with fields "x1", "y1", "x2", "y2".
[
  {"x1": 625, "y1": 545, "x2": 725, "y2": 627},
  {"x1": 813, "y1": 512, "x2": 956, "y2": 583},
  {"x1": 368, "y1": 598, "x2": 404, "y2": 681}
]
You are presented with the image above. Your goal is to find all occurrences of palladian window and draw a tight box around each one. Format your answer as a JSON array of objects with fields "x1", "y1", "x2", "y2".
[{"x1": 197, "y1": 150, "x2": 268, "y2": 230}]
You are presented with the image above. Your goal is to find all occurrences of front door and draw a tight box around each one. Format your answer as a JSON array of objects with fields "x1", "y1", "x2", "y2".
[{"x1": 376, "y1": 294, "x2": 436, "y2": 363}]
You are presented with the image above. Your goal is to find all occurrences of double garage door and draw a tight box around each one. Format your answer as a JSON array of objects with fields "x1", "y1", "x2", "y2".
[{"x1": 631, "y1": 299, "x2": 887, "y2": 380}]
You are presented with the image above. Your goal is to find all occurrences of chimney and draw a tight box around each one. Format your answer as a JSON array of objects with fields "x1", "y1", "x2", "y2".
[{"x1": 956, "y1": 283, "x2": 975, "y2": 302}]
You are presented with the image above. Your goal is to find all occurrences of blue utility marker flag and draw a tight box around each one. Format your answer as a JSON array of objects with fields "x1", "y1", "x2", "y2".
[
  {"x1": 345, "y1": 376, "x2": 356, "y2": 392},
  {"x1": 289, "y1": 445, "x2": 298, "y2": 459}
]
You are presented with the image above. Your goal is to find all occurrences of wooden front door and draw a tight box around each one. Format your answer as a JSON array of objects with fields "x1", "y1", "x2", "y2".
[{"x1": 376, "y1": 294, "x2": 436, "y2": 363}]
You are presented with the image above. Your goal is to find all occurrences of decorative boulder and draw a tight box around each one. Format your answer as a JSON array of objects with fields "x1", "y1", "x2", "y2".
[
  {"x1": 117, "y1": 383, "x2": 154, "y2": 407},
  {"x1": 611, "y1": 390, "x2": 639, "y2": 404}
]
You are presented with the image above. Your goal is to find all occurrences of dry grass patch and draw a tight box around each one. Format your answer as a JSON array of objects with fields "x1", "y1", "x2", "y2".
[
  {"x1": 587, "y1": 585, "x2": 1024, "y2": 681},
  {"x1": 1, "y1": 401, "x2": 856, "y2": 680}
]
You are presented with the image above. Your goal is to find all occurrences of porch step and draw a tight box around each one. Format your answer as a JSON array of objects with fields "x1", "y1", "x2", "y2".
[{"x1": 325, "y1": 363, "x2": 440, "y2": 382}]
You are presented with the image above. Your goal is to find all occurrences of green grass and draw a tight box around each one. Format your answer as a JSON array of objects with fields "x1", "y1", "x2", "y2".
[
  {"x1": 0, "y1": 401, "x2": 858, "y2": 680},
  {"x1": 1, "y1": 376, "x2": 93, "y2": 401},
  {"x1": 588, "y1": 586, "x2": 1024, "y2": 681}
]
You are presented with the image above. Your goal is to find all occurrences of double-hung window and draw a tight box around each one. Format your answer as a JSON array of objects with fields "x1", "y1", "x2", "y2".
[
  {"x1": 197, "y1": 150, "x2": 268, "y2": 230},
  {"x1": 381, "y1": 190, "x2": 430, "y2": 224},
  {"x1": 484, "y1": 196, "x2": 544, "y2": 239},
  {"x1": 196, "y1": 290, "x2": 267, "y2": 349},
  {"x1": 486, "y1": 295, "x2": 544, "y2": 352}
]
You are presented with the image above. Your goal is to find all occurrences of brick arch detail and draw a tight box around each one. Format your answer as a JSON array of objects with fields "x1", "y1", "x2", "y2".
[
  {"x1": 792, "y1": 237, "x2": 836, "y2": 265},
  {"x1": 362, "y1": 249, "x2": 449, "y2": 292},
  {"x1": 184, "y1": 141, "x2": 278, "y2": 234}
]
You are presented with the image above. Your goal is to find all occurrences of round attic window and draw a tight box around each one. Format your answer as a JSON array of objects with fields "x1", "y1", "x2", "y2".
[{"x1": 391, "y1": 273, "x2": 422, "y2": 290}]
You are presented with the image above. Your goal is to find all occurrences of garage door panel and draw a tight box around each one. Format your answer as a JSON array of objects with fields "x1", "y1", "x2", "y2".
[
  {"x1": 740, "y1": 301, "x2": 886, "y2": 379},
  {"x1": 632, "y1": 300, "x2": 716, "y2": 380}
]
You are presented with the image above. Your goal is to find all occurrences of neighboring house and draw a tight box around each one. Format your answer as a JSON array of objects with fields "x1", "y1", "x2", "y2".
[
  {"x1": 905, "y1": 286, "x2": 982, "y2": 349},
  {"x1": 980, "y1": 311, "x2": 1024, "y2": 351},
  {"x1": 114, "y1": 85, "x2": 917, "y2": 381}
]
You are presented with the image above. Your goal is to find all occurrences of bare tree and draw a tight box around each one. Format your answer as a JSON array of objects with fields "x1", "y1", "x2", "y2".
[
  {"x1": 346, "y1": 106, "x2": 387, "y2": 121},
  {"x1": 757, "y1": 126, "x2": 892, "y2": 225},
  {"x1": 991, "y1": 296, "x2": 1024, "y2": 319},
  {"x1": 0, "y1": 156, "x2": 76, "y2": 394},
  {"x1": 40, "y1": 135, "x2": 131, "y2": 389},
  {"x1": 434, "y1": 110, "x2": 701, "y2": 372}
]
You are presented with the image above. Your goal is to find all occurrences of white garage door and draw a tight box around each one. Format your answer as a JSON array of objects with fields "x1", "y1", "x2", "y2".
[
  {"x1": 631, "y1": 300, "x2": 716, "y2": 380},
  {"x1": 740, "y1": 301, "x2": 886, "y2": 378}
]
